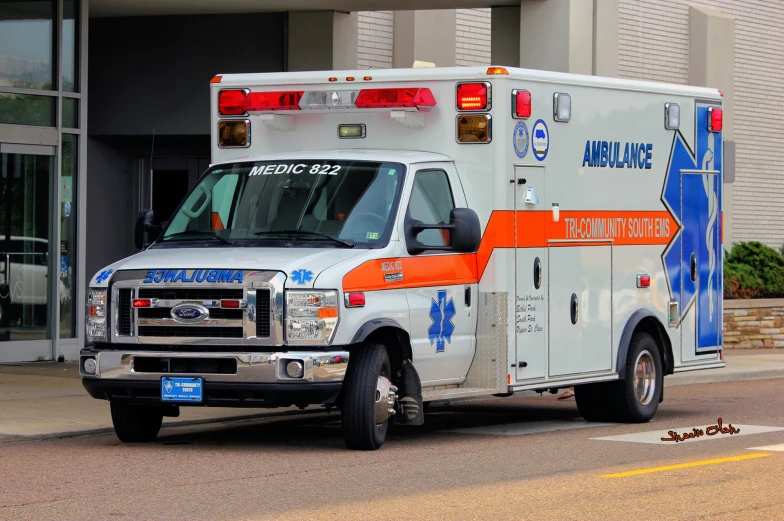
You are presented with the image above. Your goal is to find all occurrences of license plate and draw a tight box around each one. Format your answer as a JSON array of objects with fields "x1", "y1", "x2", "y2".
[{"x1": 161, "y1": 377, "x2": 203, "y2": 403}]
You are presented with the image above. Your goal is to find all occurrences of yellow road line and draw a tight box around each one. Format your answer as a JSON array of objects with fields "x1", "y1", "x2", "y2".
[{"x1": 601, "y1": 453, "x2": 772, "y2": 478}]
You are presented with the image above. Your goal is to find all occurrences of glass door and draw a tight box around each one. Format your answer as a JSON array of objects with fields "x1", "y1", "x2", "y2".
[{"x1": 0, "y1": 147, "x2": 55, "y2": 362}]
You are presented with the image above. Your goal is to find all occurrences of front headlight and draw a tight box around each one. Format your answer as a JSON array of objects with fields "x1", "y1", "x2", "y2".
[
  {"x1": 86, "y1": 289, "x2": 108, "y2": 343},
  {"x1": 285, "y1": 290, "x2": 339, "y2": 345}
]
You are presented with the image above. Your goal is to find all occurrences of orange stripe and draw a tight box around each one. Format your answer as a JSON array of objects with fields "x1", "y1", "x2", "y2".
[{"x1": 342, "y1": 210, "x2": 677, "y2": 293}]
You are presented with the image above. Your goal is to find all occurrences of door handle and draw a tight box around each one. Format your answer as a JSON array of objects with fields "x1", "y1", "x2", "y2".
[
  {"x1": 464, "y1": 286, "x2": 471, "y2": 307},
  {"x1": 690, "y1": 253, "x2": 697, "y2": 282}
]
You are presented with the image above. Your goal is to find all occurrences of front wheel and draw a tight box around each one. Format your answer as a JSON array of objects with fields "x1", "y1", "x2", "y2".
[
  {"x1": 110, "y1": 402, "x2": 163, "y2": 442},
  {"x1": 341, "y1": 342, "x2": 395, "y2": 450}
]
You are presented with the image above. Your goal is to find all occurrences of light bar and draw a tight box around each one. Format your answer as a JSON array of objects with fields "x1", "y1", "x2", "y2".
[
  {"x1": 245, "y1": 91, "x2": 303, "y2": 112},
  {"x1": 355, "y1": 88, "x2": 437, "y2": 111},
  {"x1": 300, "y1": 90, "x2": 359, "y2": 110}
]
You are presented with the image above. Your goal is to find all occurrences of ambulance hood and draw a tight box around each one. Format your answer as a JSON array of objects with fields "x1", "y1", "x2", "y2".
[{"x1": 89, "y1": 246, "x2": 368, "y2": 289}]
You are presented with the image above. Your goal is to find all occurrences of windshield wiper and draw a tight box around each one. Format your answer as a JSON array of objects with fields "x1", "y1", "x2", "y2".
[
  {"x1": 253, "y1": 229, "x2": 355, "y2": 248},
  {"x1": 163, "y1": 230, "x2": 234, "y2": 245}
]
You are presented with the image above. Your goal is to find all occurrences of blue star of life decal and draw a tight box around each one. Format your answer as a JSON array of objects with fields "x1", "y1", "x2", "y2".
[
  {"x1": 95, "y1": 269, "x2": 113, "y2": 284},
  {"x1": 291, "y1": 269, "x2": 313, "y2": 285},
  {"x1": 661, "y1": 104, "x2": 722, "y2": 351},
  {"x1": 428, "y1": 290, "x2": 456, "y2": 353}
]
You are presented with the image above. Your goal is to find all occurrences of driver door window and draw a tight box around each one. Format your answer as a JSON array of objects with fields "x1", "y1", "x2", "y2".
[{"x1": 408, "y1": 169, "x2": 455, "y2": 248}]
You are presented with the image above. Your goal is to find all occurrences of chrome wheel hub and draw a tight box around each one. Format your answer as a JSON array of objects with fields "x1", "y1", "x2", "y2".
[
  {"x1": 633, "y1": 350, "x2": 656, "y2": 406},
  {"x1": 374, "y1": 376, "x2": 398, "y2": 425}
]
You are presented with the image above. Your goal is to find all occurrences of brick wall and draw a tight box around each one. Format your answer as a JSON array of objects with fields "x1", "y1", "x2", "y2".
[
  {"x1": 357, "y1": 11, "x2": 394, "y2": 69},
  {"x1": 619, "y1": 0, "x2": 784, "y2": 249},
  {"x1": 456, "y1": 8, "x2": 492, "y2": 66},
  {"x1": 724, "y1": 299, "x2": 784, "y2": 348}
]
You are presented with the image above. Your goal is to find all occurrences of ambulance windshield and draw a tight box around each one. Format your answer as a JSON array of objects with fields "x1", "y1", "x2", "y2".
[{"x1": 158, "y1": 160, "x2": 406, "y2": 248}]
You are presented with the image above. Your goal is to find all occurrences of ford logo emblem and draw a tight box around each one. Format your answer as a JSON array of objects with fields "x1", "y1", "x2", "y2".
[{"x1": 170, "y1": 304, "x2": 209, "y2": 323}]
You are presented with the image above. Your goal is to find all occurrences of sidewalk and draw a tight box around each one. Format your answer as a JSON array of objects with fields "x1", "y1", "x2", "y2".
[{"x1": 1, "y1": 349, "x2": 782, "y2": 442}]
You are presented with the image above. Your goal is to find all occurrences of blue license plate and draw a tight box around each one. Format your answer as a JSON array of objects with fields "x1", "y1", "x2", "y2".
[{"x1": 161, "y1": 377, "x2": 203, "y2": 403}]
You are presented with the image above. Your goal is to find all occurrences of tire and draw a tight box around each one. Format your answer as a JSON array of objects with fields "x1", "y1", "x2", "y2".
[
  {"x1": 575, "y1": 382, "x2": 615, "y2": 422},
  {"x1": 341, "y1": 342, "x2": 392, "y2": 450},
  {"x1": 612, "y1": 332, "x2": 663, "y2": 423},
  {"x1": 110, "y1": 402, "x2": 163, "y2": 442}
]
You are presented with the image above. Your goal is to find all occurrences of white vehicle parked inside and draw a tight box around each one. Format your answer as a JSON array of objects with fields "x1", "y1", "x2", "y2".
[{"x1": 82, "y1": 66, "x2": 725, "y2": 449}]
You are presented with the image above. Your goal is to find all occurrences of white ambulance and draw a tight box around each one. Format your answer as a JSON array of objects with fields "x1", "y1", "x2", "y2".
[{"x1": 82, "y1": 66, "x2": 725, "y2": 450}]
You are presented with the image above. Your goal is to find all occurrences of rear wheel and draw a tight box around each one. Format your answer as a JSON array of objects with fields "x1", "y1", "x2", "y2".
[
  {"x1": 575, "y1": 381, "x2": 614, "y2": 422},
  {"x1": 341, "y1": 342, "x2": 395, "y2": 450},
  {"x1": 110, "y1": 402, "x2": 163, "y2": 442},
  {"x1": 613, "y1": 332, "x2": 662, "y2": 423}
]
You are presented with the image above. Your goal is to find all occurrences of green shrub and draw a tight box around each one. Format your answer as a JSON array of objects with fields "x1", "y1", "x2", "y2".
[{"x1": 724, "y1": 241, "x2": 784, "y2": 299}]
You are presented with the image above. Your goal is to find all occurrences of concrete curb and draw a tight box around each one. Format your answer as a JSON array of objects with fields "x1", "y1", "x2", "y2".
[
  {"x1": 0, "y1": 407, "x2": 325, "y2": 444},
  {"x1": 665, "y1": 369, "x2": 784, "y2": 387}
]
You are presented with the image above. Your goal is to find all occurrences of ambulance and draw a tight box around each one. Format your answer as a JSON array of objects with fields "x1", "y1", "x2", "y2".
[{"x1": 81, "y1": 65, "x2": 725, "y2": 450}]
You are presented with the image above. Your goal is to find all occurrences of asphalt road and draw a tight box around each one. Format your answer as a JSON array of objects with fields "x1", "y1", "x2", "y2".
[{"x1": 2, "y1": 379, "x2": 784, "y2": 521}]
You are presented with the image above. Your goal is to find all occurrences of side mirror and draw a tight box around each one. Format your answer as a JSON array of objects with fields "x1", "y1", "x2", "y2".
[
  {"x1": 134, "y1": 209, "x2": 161, "y2": 250},
  {"x1": 405, "y1": 207, "x2": 481, "y2": 255}
]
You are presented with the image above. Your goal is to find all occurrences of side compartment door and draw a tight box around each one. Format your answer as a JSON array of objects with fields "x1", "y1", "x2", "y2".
[
  {"x1": 548, "y1": 244, "x2": 613, "y2": 377},
  {"x1": 514, "y1": 166, "x2": 547, "y2": 381},
  {"x1": 404, "y1": 164, "x2": 477, "y2": 384}
]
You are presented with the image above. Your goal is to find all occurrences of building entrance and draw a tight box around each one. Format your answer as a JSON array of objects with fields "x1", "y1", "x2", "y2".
[{"x1": 0, "y1": 146, "x2": 56, "y2": 362}]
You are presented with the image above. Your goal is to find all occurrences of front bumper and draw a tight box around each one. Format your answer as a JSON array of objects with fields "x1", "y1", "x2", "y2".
[{"x1": 79, "y1": 348, "x2": 349, "y2": 407}]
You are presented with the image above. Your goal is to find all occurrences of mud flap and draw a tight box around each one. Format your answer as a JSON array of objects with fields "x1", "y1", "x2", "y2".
[{"x1": 394, "y1": 359, "x2": 424, "y2": 426}]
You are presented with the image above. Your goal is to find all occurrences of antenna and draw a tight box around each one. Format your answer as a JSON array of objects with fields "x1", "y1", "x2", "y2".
[{"x1": 148, "y1": 129, "x2": 155, "y2": 211}]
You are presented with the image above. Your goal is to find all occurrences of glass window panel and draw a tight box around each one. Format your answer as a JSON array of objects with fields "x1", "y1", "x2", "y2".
[
  {"x1": 408, "y1": 170, "x2": 455, "y2": 247},
  {"x1": 0, "y1": 0, "x2": 55, "y2": 90},
  {"x1": 62, "y1": 97, "x2": 77, "y2": 128},
  {"x1": 63, "y1": 0, "x2": 78, "y2": 92},
  {"x1": 59, "y1": 134, "x2": 77, "y2": 338},
  {"x1": 0, "y1": 152, "x2": 54, "y2": 340},
  {"x1": 0, "y1": 92, "x2": 55, "y2": 126}
]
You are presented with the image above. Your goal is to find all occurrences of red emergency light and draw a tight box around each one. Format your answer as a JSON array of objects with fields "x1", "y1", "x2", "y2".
[
  {"x1": 220, "y1": 299, "x2": 240, "y2": 309},
  {"x1": 708, "y1": 107, "x2": 723, "y2": 132},
  {"x1": 245, "y1": 91, "x2": 303, "y2": 111},
  {"x1": 512, "y1": 89, "x2": 531, "y2": 119},
  {"x1": 132, "y1": 299, "x2": 151, "y2": 308},
  {"x1": 218, "y1": 89, "x2": 248, "y2": 116},
  {"x1": 456, "y1": 82, "x2": 489, "y2": 111},
  {"x1": 354, "y1": 88, "x2": 437, "y2": 111},
  {"x1": 344, "y1": 292, "x2": 366, "y2": 308}
]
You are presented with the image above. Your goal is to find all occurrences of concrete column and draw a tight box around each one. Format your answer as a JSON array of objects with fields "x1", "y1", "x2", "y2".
[
  {"x1": 592, "y1": 0, "x2": 618, "y2": 77},
  {"x1": 393, "y1": 10, "x2": 456, "y2": 68},
  {"x1": 491, "y1": 6, "x2": 521, "y2": 67},
  {"x1": 287, "y1": 11, "x2": 358, "y2": 71},
  {"x1": 518, "y1": 0, "x2": 593, "y2": 74},
  {"x1": 689, "y1": 5, "x2": 735, "y2": 248}
]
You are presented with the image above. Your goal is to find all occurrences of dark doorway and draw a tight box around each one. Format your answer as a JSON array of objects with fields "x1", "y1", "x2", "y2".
[{"x1": 152, "y1": 169, "x2": 188, "y2": 225}]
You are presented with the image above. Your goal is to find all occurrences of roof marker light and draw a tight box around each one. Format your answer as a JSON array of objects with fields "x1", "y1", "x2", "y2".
[
  {"x1": 553, "y1": 92, "x2": 571, "y2": 122},
  {"x1": 210, "y1": 75, "x2": 222, "y2": 84},
  {"x1": 363, "y1": 76, "x2": 372, "y2": 81},
  {"x1": 329, "y1": 77, "x2": 338, "y2": 82},
  {"x1": 708, "y1": 107, "x2": 723, "y2": 132},
  {"x1": 355, "y1": 88, "x2": 437, "y2": 111},
  {"x1": 487, "y1": 66, "x2": 509, "y2": 75},
  {"x1": 346, "y1": 76, "x2": 355, "y2": 82},
  {"x1": 512, "y1": 89, "x2": 531, "y2": 119},
  {"x1": 456, "y1": 82, "x2": 490, "y2": 111}
]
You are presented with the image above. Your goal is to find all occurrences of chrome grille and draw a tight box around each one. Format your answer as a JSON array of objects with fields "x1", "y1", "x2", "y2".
[
  {"x1": 117, "y1": 289, "x2": 133, "y2": 336},
  {"x1": 256, "y1": 288, "x2": 271, "y2": 338},
  {"x1": 109, "y1": 270, "x2": 285, "y2": 346},
  {"x1": 137, "y1": 288, "x2": 243, "y2": 300}
]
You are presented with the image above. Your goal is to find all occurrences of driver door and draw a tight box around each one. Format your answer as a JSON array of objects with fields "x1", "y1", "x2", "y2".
[{"x1": 402, "y1": 163, "x2": 477, "y2": 385}]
